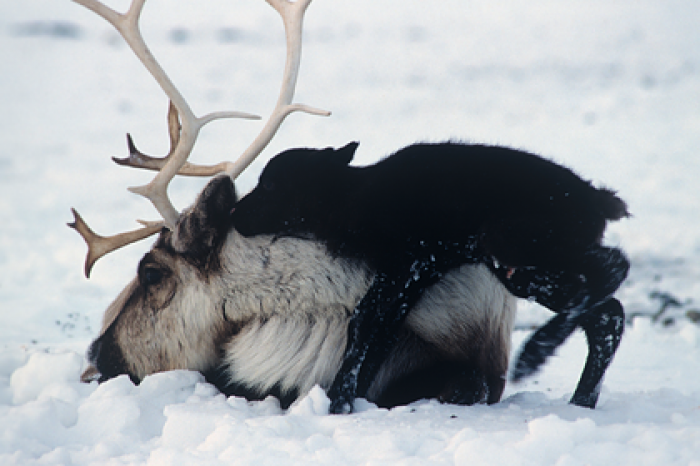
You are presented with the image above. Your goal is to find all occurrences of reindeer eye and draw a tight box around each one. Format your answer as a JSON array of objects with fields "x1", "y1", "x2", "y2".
[{"x1": 142, "y1": 267, "x2": 165, "y2": 286}]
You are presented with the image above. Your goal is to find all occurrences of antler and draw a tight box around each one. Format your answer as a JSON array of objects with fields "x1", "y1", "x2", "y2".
[
  {"x1": 68, "y1": 209, "x2": 162, "y2": 278},
  {"x1": 70, "y1": 0, "x2": 329, "y2": 277},
  {"x1": 225, "y1": 0, "x2": 331, "y2": 179},
  {"x1": 72, "y1": 0, "x2": 261, "y2": 227},
  {"x1": 112, "y1": 102, "x2": 237, "y2": 177}
]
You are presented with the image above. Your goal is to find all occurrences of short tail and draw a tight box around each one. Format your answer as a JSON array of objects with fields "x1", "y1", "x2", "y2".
[{"x1": 597, "y1": 188, "x2": 629, "y2": 221}]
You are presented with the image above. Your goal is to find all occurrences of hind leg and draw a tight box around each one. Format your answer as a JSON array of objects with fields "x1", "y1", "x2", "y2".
[
  {"x1": 367, "y1": 325, "x2": 508, "y2": 408},
  {"x1": 493, "y1": 246, "x2": 629, "y2": 309},
  {"x1": 489, "y1": 263, "x2": 589, "y2": 385},
  {"x1": 437, "y1": 363, "x2": 506, "y2": 406},
  {"x1": 570, "y1": 298, "x2": 624, "y2": 408},
  {"x1": 371, "y1": 341, "x2": 508, "y2": 408},
  {"x1": 492, "y1": 246, "x2": 628, "y2": 373},
  {"x1": 490, "y1": 245, "x2": 628, "y2": 407},
  {"x1": 510, "y1": 311, "x2": 576, "y2": 383},
  {"x1": 511, "y1": 297, "x2": 624, "y2": 408}
]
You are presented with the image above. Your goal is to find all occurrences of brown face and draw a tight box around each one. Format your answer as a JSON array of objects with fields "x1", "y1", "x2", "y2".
[
  {"x1": 83, "y1": 229, "x2": 235, "y2": 384},
  {"x1": 81, "y1": 176, "x2": 240, "y2": 384}
]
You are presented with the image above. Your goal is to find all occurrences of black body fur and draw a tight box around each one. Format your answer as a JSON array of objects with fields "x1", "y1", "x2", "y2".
[{"x1": 232, "y1": 141, "x2": 630, "y2": 412}]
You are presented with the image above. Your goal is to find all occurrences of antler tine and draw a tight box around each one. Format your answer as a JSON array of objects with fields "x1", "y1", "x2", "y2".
[
  {"x1": 72, "y1": 0, "x2": 260, "y2": 228},
  {"x1": 225, "y1": 0, "x2": 331, "y2": 180},
  {"x1": 68, "y1": 209, "x2": 163, "y2": 278},
  {"x1": 113, "y1": 102, "x2": 238, "y2": 177}
]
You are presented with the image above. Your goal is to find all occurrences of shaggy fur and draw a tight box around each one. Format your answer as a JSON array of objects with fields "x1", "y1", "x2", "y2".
[
  {"x1": 83, "y1": 176, "x2": 516, "y2": 409},
  {"x1": 231, "y1": 141, "x2": 630, "y2": 412}
]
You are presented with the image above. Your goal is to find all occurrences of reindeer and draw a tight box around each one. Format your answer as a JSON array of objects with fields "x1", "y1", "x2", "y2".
[{"x1": 70, "y1": 0, "x2": 518, "y2": 409}]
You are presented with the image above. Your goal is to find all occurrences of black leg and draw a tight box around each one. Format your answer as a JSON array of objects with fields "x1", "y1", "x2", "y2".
[
  {"x1": 490, "y1": 245, "x2": 628, "y2": 408},
  {"x1": 488, "y1": 264, "x2": 588, "y2": 310},
  {"x1": 511, "y1": 297, "x2": 625, "y2": 409},
  {"x1": 326, "y1": 271, "x2": 404, "y2": 414},
  {"x1": 327, "y1": 240, "x2": 481, "y2": 414},
  {"x1": 570, "y1": 298, "x2": 624, "y2": 408},
  {"x1": 515, "y1": 246, "x2": 629, "y2": 375},
  {"x1": 510, "y1": 310, "x2": 580, "y2": 383},
  {"x1": 327, "y1": 264, "x2": 446, "y2": 414}
]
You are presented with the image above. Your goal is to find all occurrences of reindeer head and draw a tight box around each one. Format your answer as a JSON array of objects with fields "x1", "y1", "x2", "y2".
[{"x1": 81, "y1": 176, "x2": 236, "y2": 383}]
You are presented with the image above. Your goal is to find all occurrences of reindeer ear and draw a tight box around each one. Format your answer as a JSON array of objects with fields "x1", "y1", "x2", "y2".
[
  {"x1": 199, "y1": 175, "x2": 238, "y2": 229},
  {"x1": 172, "y1": 175, "x2": 237, "y2": 269},
  {"x1": 333, "y1": 141, "x2": 359, "y2": 166}
]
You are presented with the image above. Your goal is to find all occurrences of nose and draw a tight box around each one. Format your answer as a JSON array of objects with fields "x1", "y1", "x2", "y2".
[
  {"x1": 80, "y1": 364, "x2": 101, "y2": 383},
  {"x1": 80, "y1": 336, "x2": 106, "y2": 383},
  {"x1": 83, "y1": 328, "x2": 135, "y2": 384}
]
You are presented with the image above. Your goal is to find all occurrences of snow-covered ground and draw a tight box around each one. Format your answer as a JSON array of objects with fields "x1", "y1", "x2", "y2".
[{"x1": 1, "y1": 0, "x2": 700, "y2": 464}]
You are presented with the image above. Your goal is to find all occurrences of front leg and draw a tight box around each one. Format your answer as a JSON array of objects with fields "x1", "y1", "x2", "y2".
[
  {"x1": 327, "y1": 263, "x2": 444, "y2": 414},
  {"x1": 326, "y1": 271, "x2": 399, "y2": 414},
  {"x1": 327, "y1": 240, "x2": 480, "y2": 414}
]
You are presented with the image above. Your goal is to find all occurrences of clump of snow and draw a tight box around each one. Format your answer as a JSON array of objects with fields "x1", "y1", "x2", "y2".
[
  {"x1": 1, "y1": 0, "x2": 700, "y2": 464},
  {"x1": 288, "y1": 385, "x2": 332, "y2": 417}
]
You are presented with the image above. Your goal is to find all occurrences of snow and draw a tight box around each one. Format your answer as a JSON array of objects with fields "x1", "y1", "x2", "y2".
[{"x1": 1, "y1": 0, "x2": 700, "y2": 464}]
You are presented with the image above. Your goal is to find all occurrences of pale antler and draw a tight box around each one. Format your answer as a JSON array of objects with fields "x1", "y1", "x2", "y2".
[
  {"x1": 69, "y1": 0, "x2": 329, "y2": 277},
  {"x1": 68, "y1": 209, "x2": 162, "y2": 278},
  {"x1": 225, "y1": 0, "x2": 331, "y2": 179},
  {"x1": 72, "y1": 0, "x2": 260, "y2": 228},
  {"x1": 116, "y1": 0, "x2": 331, "y2": 180},
  {"x1": 113, "y1": 102, "x2": 236, "y2": 177},
  {"x1": 116, "y1": 0, "x2": 331, "y2": 179}
]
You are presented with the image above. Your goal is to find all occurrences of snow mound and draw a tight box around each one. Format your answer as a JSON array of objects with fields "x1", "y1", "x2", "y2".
[{"x1": 1, "y1": 321, "x2": 699, "y2": 465}]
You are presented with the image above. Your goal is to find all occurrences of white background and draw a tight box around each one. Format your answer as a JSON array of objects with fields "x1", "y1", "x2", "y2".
[{"x1": 1, "y1": 0, "x2": 699, "y2": 464}]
